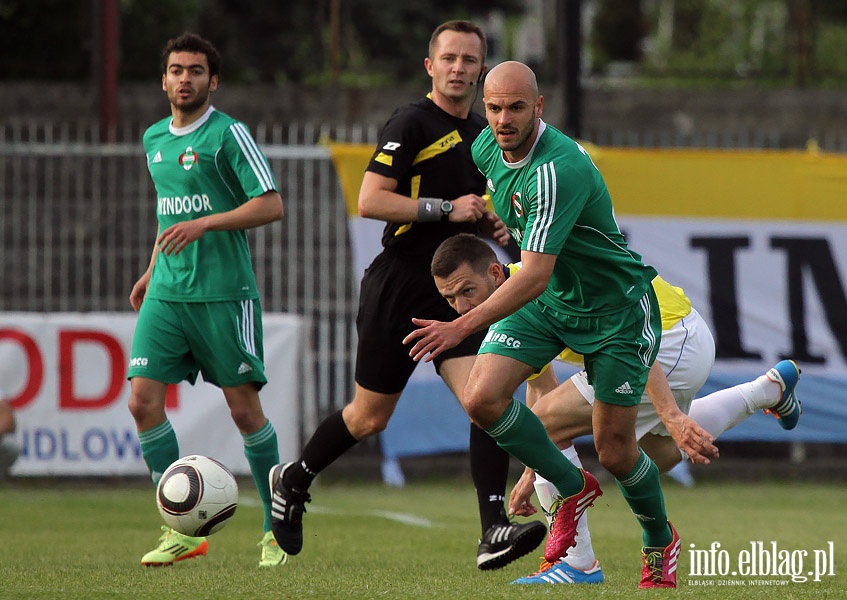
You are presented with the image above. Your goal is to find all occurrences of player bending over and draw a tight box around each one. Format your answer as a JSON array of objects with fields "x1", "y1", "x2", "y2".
[{"x1": 430, "y1": 233, "x2": 802, "y2": 585}]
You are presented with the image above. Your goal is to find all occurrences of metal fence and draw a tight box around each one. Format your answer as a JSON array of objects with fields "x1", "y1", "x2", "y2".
[{"x1": 0, "y1": 122, "x2": 382, "y2": 434}]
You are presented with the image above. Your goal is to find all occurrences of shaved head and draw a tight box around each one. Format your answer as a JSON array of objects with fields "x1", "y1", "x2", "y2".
[
  {"x1": 482, "y1": 61, "x2": 543, "y2": 162},
  {"x1": 484, "y1": 61, "x2": 538, "y2": 99}
]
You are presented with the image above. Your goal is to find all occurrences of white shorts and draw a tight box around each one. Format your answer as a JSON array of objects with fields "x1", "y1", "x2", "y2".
[{"x1": 571, "y1": 307, "x2": 715, "y2": 440}]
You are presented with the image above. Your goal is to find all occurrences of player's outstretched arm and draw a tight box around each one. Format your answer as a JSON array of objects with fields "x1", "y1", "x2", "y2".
[
  {"x1": 404, "y1": 250, "x2": 554, "y2": 362},
  {"x1": 645, "y1": 363, "x2": 719, "y2": 464}
]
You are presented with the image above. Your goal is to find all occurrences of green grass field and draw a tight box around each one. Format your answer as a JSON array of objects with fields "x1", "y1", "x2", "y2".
[{"x1": 1, "y1": 477, "x2": 844, "y2": 599}]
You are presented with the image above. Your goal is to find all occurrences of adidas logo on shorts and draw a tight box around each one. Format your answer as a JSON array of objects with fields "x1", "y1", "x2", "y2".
[
  {"x1": 237, "y1": 362, "x2": 253, "y2": 374},
  {"x1": 615, "y1": 381, "x2": 634, "y2": 395}
]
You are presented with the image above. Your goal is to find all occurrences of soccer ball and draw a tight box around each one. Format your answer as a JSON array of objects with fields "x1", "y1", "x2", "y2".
[{"x1": 156, "y1": 455, "x2": 239, "y2": 537}]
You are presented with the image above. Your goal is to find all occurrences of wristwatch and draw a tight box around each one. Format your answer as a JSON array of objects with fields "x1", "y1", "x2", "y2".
[{"x1": 440, "y1": 200, "x2": 453, "y2": 222}]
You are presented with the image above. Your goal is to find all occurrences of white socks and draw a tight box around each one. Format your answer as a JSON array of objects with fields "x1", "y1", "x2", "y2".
[
  {"x1": 527, "y1": 373, "x2": 782, "y2": 572},
  {"x1": 533, "y1": 445, "x2": 597, "y2": 570},
  {"x1": 688, "y1": 373, "x2": 782, "y2": 438}
]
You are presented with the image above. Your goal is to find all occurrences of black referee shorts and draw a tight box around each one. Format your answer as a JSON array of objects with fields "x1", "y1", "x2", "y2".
[{"x1": 354, "y1": 250, "x2": 486, "y2": 395}]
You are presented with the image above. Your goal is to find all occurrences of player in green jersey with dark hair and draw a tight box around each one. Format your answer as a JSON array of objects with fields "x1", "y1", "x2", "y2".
[
  {"x1": 405, "y1": 61, "x2": 719, "y2": 588},
  {"x1": 127, "y1": 32, "x2": 286, "y2": 568}
]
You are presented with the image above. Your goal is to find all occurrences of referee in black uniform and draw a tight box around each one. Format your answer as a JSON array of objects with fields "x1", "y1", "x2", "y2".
[{"x1": 270, "y1": 20, "x2": 545, "y2": 570}]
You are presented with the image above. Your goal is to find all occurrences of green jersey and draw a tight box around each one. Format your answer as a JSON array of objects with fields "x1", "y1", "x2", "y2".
[
  {"x1": 142, "y1": 106, "x2": 278, "y2": 301},
  {"x1": 472, "y1": 120, "x2": 656, "y2": 316}
]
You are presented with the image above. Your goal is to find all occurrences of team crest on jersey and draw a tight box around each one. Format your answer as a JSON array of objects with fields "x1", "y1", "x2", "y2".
[
  {"x1": 511, "y1": 192, "x2": 524, "y2": 217},
  {"x1": 179, "y1": 147, "x2": 198, "y2": 171}
]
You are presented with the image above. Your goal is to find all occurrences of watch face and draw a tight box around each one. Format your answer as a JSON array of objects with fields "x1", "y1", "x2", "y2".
[{"x1": 440, "y1": 200, "x2": 453, "y2": 213}]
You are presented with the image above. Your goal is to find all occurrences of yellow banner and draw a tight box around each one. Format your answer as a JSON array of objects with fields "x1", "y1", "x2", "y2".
[
  {"x1": 326, "y1": 141, "x2": 847, "y2": 221},
  {"x1": 326, "y1": 142, "x2": 373, "y2": 217}
]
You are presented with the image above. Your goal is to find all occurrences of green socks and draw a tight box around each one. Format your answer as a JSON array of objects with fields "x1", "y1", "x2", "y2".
[
  {"x1": 139, "y1": 418, "x2": 280, "y2": 533},
  {"x1": 138, "y1": 420, "x2": 179, "y2": 485},
  {"x1": 485, "y1": 399, "x2": 584, "y2": 498},
  {"x1": 616, "y1": 448, "x2": 672, "y2": 548},
  {"x1": 243, "y1": 420, "x2": 280, "y2": 532},
  {"x1": 486, "y1": 401, "x2": 672, "y2": 548}
]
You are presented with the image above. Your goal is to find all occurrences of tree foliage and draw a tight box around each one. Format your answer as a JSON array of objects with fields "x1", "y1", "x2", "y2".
[
  {"x1": 591, "y1": 0, "x2": 648, "y2": 68},
  {"x1": 0, "y1": 0, "x2": 522, "y2": 84},
  {"x1": 3, "y1": 1, "x2": 845, "y2": 87},
  {"x1": 0, "y1": 0, "x2": 92, "y2": 80},
  {"x1": 194, "y1": 0, "x2": 523, "y2": 86}
]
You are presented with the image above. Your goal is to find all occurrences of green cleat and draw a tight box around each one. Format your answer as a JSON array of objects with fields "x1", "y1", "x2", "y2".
[
  {"x1": 141, "y1": 526, "x2": 208, "y2": 567},
  {"x1": 258, "y1": 530, "x2": 289, "y2": 567}
]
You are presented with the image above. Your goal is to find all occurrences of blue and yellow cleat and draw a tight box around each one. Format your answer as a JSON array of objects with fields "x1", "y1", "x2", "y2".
[
  {"x1": 512, "y1": 558, "x2": 604, "y2": 585},
  {"x1": 764, "y1": 360, "x2": 802, "y2": 430}
]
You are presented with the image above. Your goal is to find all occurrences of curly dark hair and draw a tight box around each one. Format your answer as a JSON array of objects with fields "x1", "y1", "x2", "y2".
[{"x1": 160, "y1": 32, "x2": 221, "y2": 76}]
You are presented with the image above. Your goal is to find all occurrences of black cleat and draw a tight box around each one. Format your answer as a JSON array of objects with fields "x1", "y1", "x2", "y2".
[
  {"x1": 476, "y1": 520, "x2": 547, "y2": 570},
  {"x1": 269, "y1": 462, "x2": 311, "y2": 555}
]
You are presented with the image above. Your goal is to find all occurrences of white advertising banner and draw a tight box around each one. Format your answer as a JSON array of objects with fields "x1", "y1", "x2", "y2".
[
  {"x1": 616, "y1": 216, "x2": 847, "y2": 442},
  {"x1": 620, "y1": 217, "x2": 847, "y2": 377},
  {"x1": 1, "y1": 312, "x2": 306, "y2": 476},
  {"x1": 382, "y1": 216, "x2": 847, "y2": 459}
]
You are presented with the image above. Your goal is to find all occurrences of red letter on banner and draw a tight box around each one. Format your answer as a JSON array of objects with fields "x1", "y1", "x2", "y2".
[
  {"x1": 59, "y1": 330, "x2": 127, "y2": 409},
  {"x1": 0, "y1": 329, "x2": 44, "y2": 409},
  {"x1": 166, "y1": 384, "x2": 180, "y2": 409}
]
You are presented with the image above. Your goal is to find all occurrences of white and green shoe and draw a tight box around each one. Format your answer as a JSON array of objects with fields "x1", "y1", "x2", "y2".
[
  {"x1": 141, "y1": 526, "x2": 208, "y2": 566},
  {"x1": 258, "y1": 530, "x2": 289, "y2": 567}
]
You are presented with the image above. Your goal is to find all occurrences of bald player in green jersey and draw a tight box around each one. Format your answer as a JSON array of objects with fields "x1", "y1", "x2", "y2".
[
  {"x1": 127, "y1": 32, "x2": 286, "y2": 569},
  {"x1": 405, "y1": 61, "x2": 718, "y2": 589}
]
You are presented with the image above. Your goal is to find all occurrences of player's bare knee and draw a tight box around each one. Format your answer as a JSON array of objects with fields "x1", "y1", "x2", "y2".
[
  {"x1": 128, "y1": 381, "x2": 167, "y2": 428},
  {"x1": 463, "y1": 393, "x2": 500, "y2": 429},
  {"x1": 533, "y1": 402, "x2": 574, "y2": 440},
  {"x1": 532, "y1": 399, "x2": 555, "y2": 424},
  {"x1": 228, "y1": 406, "x2": 263, "y2": 432},
  {"x1": 366, "y1": 414, "x2": 390, "y2": 436},
  {"x1": 596, "y1": 449, "x2": 628, "y2": 478},
  {"x1": 343, "y1": 404, "x2": 390, "y2": 438},
  {"x1": 127, "y1": 391, "x2": 153, "y2": 421},
  {"x1": 351, "y1": 415, "x2": 388, "y2": 438},
  {"x1": 595, "y1": 438, "x2": 639, "y2": 477}
]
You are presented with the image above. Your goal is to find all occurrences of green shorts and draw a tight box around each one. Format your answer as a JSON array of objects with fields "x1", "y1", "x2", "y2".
[
  {"x1": 128, "y1": 298, "x2": 267, "y2": 389},
  {"x1": 479, "y1": 289, "x2": 661, "y2": 407}
]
